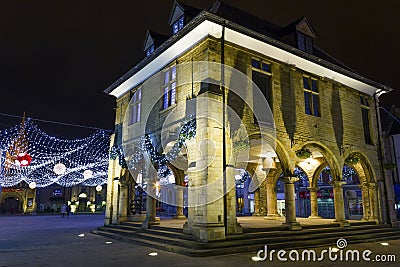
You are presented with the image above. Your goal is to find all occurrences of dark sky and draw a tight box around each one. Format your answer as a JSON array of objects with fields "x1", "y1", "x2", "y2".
[{"x1": 1, "y1": 0, "x2": 399, "y2": 138}]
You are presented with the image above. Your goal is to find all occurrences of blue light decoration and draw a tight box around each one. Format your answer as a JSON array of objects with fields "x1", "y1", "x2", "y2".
[{"x1": 0, "y1": 119, "x2": 111, "y2": 188}]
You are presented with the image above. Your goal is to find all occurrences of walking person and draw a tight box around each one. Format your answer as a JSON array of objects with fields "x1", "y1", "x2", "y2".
[
  {"x1": 66, "y1": 204, "x2": 71, "y2": 217},
  {"x1": 61, "y1": 203, "x2": 67, "y2": 218}
]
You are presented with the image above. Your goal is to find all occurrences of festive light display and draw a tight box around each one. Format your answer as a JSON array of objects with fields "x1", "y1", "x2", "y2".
[{"x1": 0, "y1": 119, "x2": 110, "y2": 188}]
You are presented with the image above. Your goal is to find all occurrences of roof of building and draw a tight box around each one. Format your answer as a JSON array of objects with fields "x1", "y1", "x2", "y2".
[
  {"x1": 143, "y1": 30, "x2": 169, "y2": 51},
  {"x1": 104, "y1": 1, "x2": 393, "y2": 96}
]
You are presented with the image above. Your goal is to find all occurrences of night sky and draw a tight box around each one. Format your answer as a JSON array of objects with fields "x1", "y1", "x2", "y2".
[{"x1": 1, "y1": 0, "x2": 399, "y2": 138}]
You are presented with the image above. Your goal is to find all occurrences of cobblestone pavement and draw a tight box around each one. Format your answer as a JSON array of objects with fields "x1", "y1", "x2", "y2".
[{"x1": 0, "y1": 214, "x2": 399, "y2": 267}]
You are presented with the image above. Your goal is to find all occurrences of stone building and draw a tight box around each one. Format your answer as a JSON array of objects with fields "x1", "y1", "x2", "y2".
[{"x1": 103, "y1": 1, "x2": 398, "y2": 241}]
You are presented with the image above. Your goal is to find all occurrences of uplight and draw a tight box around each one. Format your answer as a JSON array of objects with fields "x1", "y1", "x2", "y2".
[
  {"x1": 78, "y1": 234, "x2": 85, "y2": 237},
  {"x1": 105, "y1": 241, "x2": 112, "y2": 244},
  {"x1": 380, "y1": 242, "x2": 389, "y2": 246},
  {"x1": 148, "y1": 252, "x2": 158, "y2": 256}
]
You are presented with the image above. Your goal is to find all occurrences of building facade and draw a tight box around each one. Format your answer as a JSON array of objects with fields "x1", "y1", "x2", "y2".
[{"x1": 103, "y1": 1, "x2": 398, "y2": 242}]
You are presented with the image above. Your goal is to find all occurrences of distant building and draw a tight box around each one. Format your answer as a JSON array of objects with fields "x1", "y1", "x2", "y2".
[{"x1": 104, "y1": 1, "x2": 398, "y2": 241}]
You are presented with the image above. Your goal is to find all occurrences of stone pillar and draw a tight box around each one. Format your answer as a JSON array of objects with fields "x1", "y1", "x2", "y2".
[
  {"x1": 188, "y1": 92, "x2": 226, "y2": 242},
  {"x1": 174, "y1": 186, "x2": 186, "y2": 219},
  {"x1": 281, "y1": 177, "x2": 302, "y2": 230},
  {"x1": 104, "y1": 137, "x2": 119, "y2": 225},
  {"x1": 359, "y1": 183, "x2": 370, "y2": 221},
  {"x1": 265, "y1": 181, "x2": 280, "y2": 219},
  {"x1": 226, "y1": 164, "x2": 243, "y2": 235},
  {"x1": 368, "y1": 183, "x2": 380, "y2": 223},
  {"x1": 258, "y1": 181, "x2": 267, "y2": 216},
  {"x1": 111, "y1": 177, "x2": 120, "y2": 224},
  {"x1": 253, "y1": 189, "x2": 260, "y2": 216},
  {"x1": 117, "y1": 182, "x2": 129, "y2": 222},
  {"x1": 331, "y1": 181, "x2": 350, "y2": 226},
  {"x1": 142, "y1": 176, "x2": 159, "y2": 228},
  {"x1": 307, "y1": 187, "x2": 321, "y2": 219}
]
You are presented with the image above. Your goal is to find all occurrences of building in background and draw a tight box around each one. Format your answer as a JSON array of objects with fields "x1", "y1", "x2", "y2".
[{"x1": 103, "y1": 1, "x2": 398, "y2": 241}]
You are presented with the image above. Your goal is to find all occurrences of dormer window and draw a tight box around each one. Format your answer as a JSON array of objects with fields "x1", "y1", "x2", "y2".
[
  {"x1": 297, "y1": 32, "x2": 313, "y2": 54},
  {"x1": 172, "y1": 16, "x2": 184, "y2": 34},
  {"x1": 146, "y1": 45, "x2": 155, "y2": 57}
]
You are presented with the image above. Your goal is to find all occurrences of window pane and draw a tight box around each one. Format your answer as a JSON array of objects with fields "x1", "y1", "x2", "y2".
[
  {"x1": 171, "y1": 66, "x2": 176, "y2": 80},
  {"x1": 364, "y1": 98, "x2": 369, "y2": 106},
  {"x1": 297, "y1": 32, "x2": 305, "y2": 51},
  {"x1": 359, "y1": 96, "x2": 364, "y2": 105},
  {"x1": 132, "y1": 92, "x2": 137, "y2": 102},
  {"x1": 312, "y1": 94, "x2": 320, "y2": 116},
  {"x1": 262, "y1": 63, "x2": 271, "y2": 73},
  {"x1": 131, "y1": 105, "x2": 137, "y2": 124},
  {"x1": 164, "y1": 71, "x2": 169, "y2": 85},
  {"x1": 304, "y1": 91, "x2": 311, "y2": 114},
  {"x1": 311, "y1": 80, "x2": 318, "y2": 92},
  {"x1": 362, "y1": 108, "x2": 372, "y2": 144},
  {"x1": 303, "y1": 77, "x2": 309, "y2": 89},
  {"x1": 138, "y1": 89, "x2": 142, "y2": 100},
  {"x1": 137, "y1": 103, "x2": 141, "y2": 122},
  {"x1": 173, "y1": 22, "x2": 179, "y2": 34},
  {"x1": 251, "y1": 59, "x2": 260, "y2": 69},
  {"x1": 305, "y1": 36, "x2": 313, "y2": 53},
  {"x1": 178, "y1": 16, "x2": 184, "y2": 30},
  {"x1": 170, "y1": 82, "x2": 176, "y2": 105},
  {"x1": 163, "y1": 87, "x2": 169, "y2": 109}
]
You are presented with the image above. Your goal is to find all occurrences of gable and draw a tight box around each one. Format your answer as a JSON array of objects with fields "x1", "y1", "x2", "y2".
[
  {"x1": 296, "y1": 17, "x2": 317, "y2": 39},
  {"x1": 168, "y1": 1, "x2": 185, "y2": 26},
  {"x1": 143, "y1": 31, "x2": 155, "y2": 51}
]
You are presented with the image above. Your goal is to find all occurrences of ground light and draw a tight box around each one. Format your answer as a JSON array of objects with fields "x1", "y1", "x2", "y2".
[
  {"x1": 148, "y1": 252, "x2": 158, "y2": 256},
  {"x1": 380, "y1": 242, "x2": 389, "y2": 246},
  {"x1": 78, "y1": 234, "x2": 85, "y2": 237},
  {"x1": 105, "y1": 241, "x2": 112, "y2": 244}
]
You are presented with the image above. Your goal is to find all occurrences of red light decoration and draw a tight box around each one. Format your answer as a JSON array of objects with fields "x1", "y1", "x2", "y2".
[{"x1": 15, "y1": 153, "x2": 32, "y2": 167}]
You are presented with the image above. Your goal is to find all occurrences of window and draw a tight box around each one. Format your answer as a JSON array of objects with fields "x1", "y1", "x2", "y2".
[
  {"x1": 129, "y1": 88, "x2": 142, "y2": 124},
  {"x1": 297, "y1": 32, "x2": 313, "y2": 54},
  {"x1": 172, "y1": 16, "x2": 184, "y2": 34},
  {"x1": 146, "y1": 45, "x2": 154, "y2": 57},
  {"x1": 163, "y1": 66, "x2": 177, "y2": 109},
  {"x1": 251, "y1": 58, "x2": 272, "y2": 123},
  {"x1": 360, "y1": 95, "x2": 373, "y2": 145},
  {"x1": 303, "y1": 76, "x2": 320, "y2": 116}
]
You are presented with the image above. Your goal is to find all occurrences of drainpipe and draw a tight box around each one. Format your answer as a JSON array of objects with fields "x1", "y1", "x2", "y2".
[
  {"x1": 221, "y1": 21, "x2": 227, "y2": 234},
  {"x1": 373, "y1": 90, "x2": 391, "y2": 224}
]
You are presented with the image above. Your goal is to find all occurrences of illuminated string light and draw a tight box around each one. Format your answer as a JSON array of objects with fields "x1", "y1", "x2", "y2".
[{"x1": 0, "y1": 119, "x2": 110, "y2": 188}]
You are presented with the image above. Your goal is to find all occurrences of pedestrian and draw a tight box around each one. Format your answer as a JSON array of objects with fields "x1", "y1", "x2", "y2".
[
  {"x1": 61, "y1": 203, "x2": 67, "y2": 218},
  {"x1": 67, "y1": 204, "x2": 71, "y2": 217}
]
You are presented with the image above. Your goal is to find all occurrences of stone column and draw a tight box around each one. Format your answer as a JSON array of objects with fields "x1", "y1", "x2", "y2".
[
  {"x1": 111, "y1": 177, "x2": 120, "y2": 224},
  {"x1": 104, "y1": 141, "x2": 119, "y2": 225},
  {"x1": 265, "y1": 181, "x2": 280, "y2": 219},
  {"x1": 189, "y1": 92, "x2": 226, "y2": 242},
  {"x1": 258, "y1": 181, "x2": 267, "y2": 216},
  {"x1": 330, "y1": 181, "x2": 350, "y2": 226},
  {"x1": 253, "y1": 189, "x2": 260, "y2": 216},
  {"x1": 174, "y1": 185, "x2": 186, "y2": 219},
  {"x1": 142, "y1": 176, "x2": 159, "y2": 228},
  {"x1": 368, "y1": 183, "x2": 380, "y2": 223},
  {"x1": 226, "y1": 164, "x2": 243, "y2": 235},
  {"x1": 117, "y1": 182, "x2": 129, "y2": 222},
  {"x1": 307, "y1": 187, "x2": 321, "y2": 219},
  {"x1": 281, "y1": 177, "x2": 302, "y2": 230},
  {"x1": 359, "y1": 183, "x2": 370, "y2": 221}
]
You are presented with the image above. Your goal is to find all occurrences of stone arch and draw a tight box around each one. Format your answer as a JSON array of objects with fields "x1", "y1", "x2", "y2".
[
  {"x1": 297, "y1": 141, "x2": 341, "y2": 182},
  {"x1": 247, "y1": 131, "x2": 294, "y2": 176},
  {"x1": 343, "y1": 150, "x2": 376, "y2": 184},
  {"x1": 311, "y1": 161, "x2": 329, "y2": 188},
  {"x1": 0, "y1": 191, "x2": 25, "y2": 212}
]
